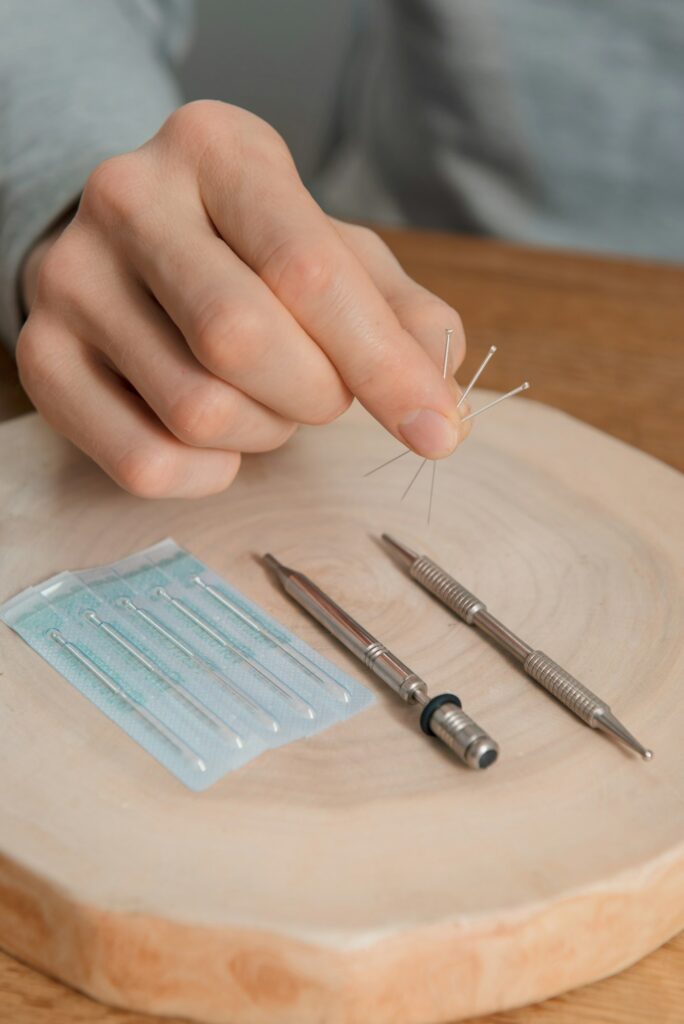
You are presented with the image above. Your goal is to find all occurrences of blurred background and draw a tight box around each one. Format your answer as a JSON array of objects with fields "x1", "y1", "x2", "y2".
[
  {"x1": 175, "y1": 0, "x2": 684, "y2": 262},
  {"x1": 178, "y1": 0, "x2": 354, "y2": 181}
]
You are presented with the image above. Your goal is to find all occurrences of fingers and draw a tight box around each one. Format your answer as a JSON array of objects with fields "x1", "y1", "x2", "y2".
[
  {"x1": 85, "y1": 158, "x2": 356, "y2": 428},
  {"x1": 331, "y1": 220, "x2": 466, "y2": 376},
  {"x1": 17, "y1": 325, "x2": 241, "y2": 499},
  {"x1": 61, "y1": 246, "x2": 298, "y2": 454},
  {"x1": 197, "y1": 135, "x2": 464, "y2": 457},
  {"x1": 332, "y1": 221, "x2": 473, "y2": 438},
  {"x1": 96, "y1": 192, "x2": 352, "y2": 427}
]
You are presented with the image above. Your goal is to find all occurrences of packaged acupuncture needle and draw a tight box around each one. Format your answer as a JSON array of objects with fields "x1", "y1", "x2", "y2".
[{"x1": 0, "y1": 539, "x2": 375, "y2": 790}]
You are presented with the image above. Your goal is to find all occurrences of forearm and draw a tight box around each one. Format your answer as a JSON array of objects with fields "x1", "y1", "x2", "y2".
[{"x1": 0, "y1": 0, "x2": 191, "y2": 351}]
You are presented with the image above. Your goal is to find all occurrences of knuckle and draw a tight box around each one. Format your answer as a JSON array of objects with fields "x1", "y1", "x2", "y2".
[
  {"x1": 114, "y1": 445, "x2": 177, "y2": 499},
  {"x1": 393, "y1": 289, "x2": 467, "y2": 367},
  {"x1": 263, "y1": 241, "x2": 335, "y2": 305},
  {"x1": 33, "y1": 237, "x2": 82, "y2": 310},
  {"x1": 15, "y1": 321, "x2": 66, "y2": 396},
  {"x1": 80, "y1": 154, "x2": 148, "y2": 228},
  {"x1": 15, "y1": 324, "x2": 46, "y2": 388},
  {"x1": 167, "y1": 383, "x2": 234, "y2": 447},
  {"x1": 193, "y1": 300, "x2": 265, "y2": 375},
  {"x1": 166, "y1": 101, "x2": 292, "y2": 171},
  {"x1": 348, "y1": 223, "x2": 391, "y2": 259},
  {"x1": 162, "y1": 100, "x2": 224, "y2": 149},
  {"x1": 240, "y1": 115, "x2": 292, "y2": 165}
]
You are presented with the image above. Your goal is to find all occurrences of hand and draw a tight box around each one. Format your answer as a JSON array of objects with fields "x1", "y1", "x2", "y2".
[{"x1": 17, "y1": 101, "x2": 468, "y2": 498}]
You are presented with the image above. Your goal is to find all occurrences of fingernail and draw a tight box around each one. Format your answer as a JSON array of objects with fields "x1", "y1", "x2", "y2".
[{"x1": 398, "y1": 409, "x2": 459, "y2": 457}]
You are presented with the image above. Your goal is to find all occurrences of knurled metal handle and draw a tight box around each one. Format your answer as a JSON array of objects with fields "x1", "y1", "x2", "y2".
[
  {"x1": 411, "y1": 556, "x2": 485, "y2": 623},
  {"x1": 523, "y1": 650, "x2": 605, "y2": 724}
]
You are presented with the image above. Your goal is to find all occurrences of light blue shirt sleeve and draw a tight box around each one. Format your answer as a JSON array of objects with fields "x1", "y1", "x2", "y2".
[{"x1": 0, "y1": 0, "x2": 192, "y2": 351}]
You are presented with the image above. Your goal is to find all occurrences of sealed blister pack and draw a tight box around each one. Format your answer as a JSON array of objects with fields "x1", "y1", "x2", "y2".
[{"x1": 1, "y1": 540, "x2": 375, "y2": 790}]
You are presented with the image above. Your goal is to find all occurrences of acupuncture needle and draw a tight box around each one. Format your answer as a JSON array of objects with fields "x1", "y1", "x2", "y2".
[
  {"x1": 154, "y1": 588, "x2": 316, "y2": 720},
  {"x1": 191, "y1": 575, "x2": 351, "y2": 704},
  {"x1": 118, "y1": 598, "x2": 279, "y2": 733},
  {"x1": 84, "y1": 611, "x2": 243, "y2": 746},
  {"x1": 365, "y1": 337, "x2": 511, "y2": 485},
  {"x1": 50, "y1": 629, "x2": 207, "y2": 774},
  {"x1": 461, "y1": 381, "x2": 530, "y2": 422},
  {"x1": 457, "y1": 344, "x2": 497, "y2": 407},
  {"x1": 402, "y1": 368, "x2": 529, "y2": 509},
  {"x1": 423, "y1": 344, "x2": 496, "y2": 519},
  {"x1": 403, "y1": 369, "x2": 529, "y2": 506}
]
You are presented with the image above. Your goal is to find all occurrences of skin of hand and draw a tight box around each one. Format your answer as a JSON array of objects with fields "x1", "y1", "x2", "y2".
[{"x1": 17, "y1": 100, "x2": 470, "y2": 499}]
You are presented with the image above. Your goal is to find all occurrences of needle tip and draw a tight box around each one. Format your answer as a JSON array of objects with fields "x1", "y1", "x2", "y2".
[
  {"x1": 262, "y1": 552, "x2": 284, "y2": 574},
  {"x1": 595, "y1": 709, "x2": 652, "y2": 761},
  {"x1": 380, "y1": 534, "x2": 418, "y2": 567},
  {"x1": 522, "y1": 381, "x2": 530, "y2": 390}
]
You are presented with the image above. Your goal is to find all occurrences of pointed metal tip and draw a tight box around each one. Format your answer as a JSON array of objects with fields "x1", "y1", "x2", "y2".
[
  {"x1": 489, "y1": 344, "x2": 497, "y2": 353},
  {"x1": 594, "y1": 709, "x2": 653, "y2": 761},
  {"x1": 522, "y1": 381, "x2": 530, "y2": 390},
  {"x1": 262, "y1": 553, "x2": 288, "y2": 580},
  {"x1": 381, "y1": 534, "x2": 418, "y2": 567}
]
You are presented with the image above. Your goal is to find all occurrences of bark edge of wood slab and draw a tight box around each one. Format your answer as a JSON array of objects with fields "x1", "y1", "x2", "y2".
[{"x1": 1, "y1": 396, "x2": 682, "y2": 1024}]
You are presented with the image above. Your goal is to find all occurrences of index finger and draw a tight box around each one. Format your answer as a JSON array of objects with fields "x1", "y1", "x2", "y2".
[{"x1": 199, "y1": 147, "x2": 464, "y2": 458}]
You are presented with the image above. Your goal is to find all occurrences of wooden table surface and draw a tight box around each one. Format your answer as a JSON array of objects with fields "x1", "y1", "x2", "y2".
[{"x1": 1, "y1": 228, "x2": 683, "y2": 1023}]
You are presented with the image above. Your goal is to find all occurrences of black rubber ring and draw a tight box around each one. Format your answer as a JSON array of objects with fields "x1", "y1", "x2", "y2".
[{"x1": 420, "y1": 692, "x2": 462, "y2": 736}]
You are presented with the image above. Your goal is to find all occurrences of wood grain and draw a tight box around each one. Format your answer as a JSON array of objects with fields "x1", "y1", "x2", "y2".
[
  {"x1": 2, "y1": 933, "x2": 683, "y2": 1024},
  {"x1": 1, "y1": 395, "x2": 683, "y2": 1024},
  {"x1": 1, "y1": 231, "x2": 682, "y2": 1023}
]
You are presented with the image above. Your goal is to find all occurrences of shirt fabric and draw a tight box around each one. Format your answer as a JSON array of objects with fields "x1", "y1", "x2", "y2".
[{"x1": 0, "y1": 0, "x2": 189, "y2": 349}]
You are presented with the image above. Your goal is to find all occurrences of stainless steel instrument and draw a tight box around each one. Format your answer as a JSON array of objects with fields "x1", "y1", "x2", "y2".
[
  {"x1": 382, "y1": 534, "x2": 653, "y2": 761},
  {"x1": 264, "y1": 553, "x2": 499, "y2": 770}
]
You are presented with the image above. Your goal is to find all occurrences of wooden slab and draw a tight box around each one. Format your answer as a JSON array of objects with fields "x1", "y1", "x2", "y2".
[{"x1": 0, "y1": 395, "x2": 683, "y2": 1024}]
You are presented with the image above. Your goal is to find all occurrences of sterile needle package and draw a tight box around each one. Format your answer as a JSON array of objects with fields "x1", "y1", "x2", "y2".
[{"x1": 0, "y1": 539, "x2": 375, "y2": 790}]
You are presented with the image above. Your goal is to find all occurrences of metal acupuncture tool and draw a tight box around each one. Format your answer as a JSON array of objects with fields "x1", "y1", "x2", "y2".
[
  {"x1": 381, "y1": 535, "x2": 654, "y2": 760},
  {"x1": 263, "y1": 553, "x2": 500, "y2": 769},
  {"x1": 365, "y1": 330, "x2": 529, "y2": 520},
  {"x1": 50, "y1": 629, "x2": 208, "y2": 773}
]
